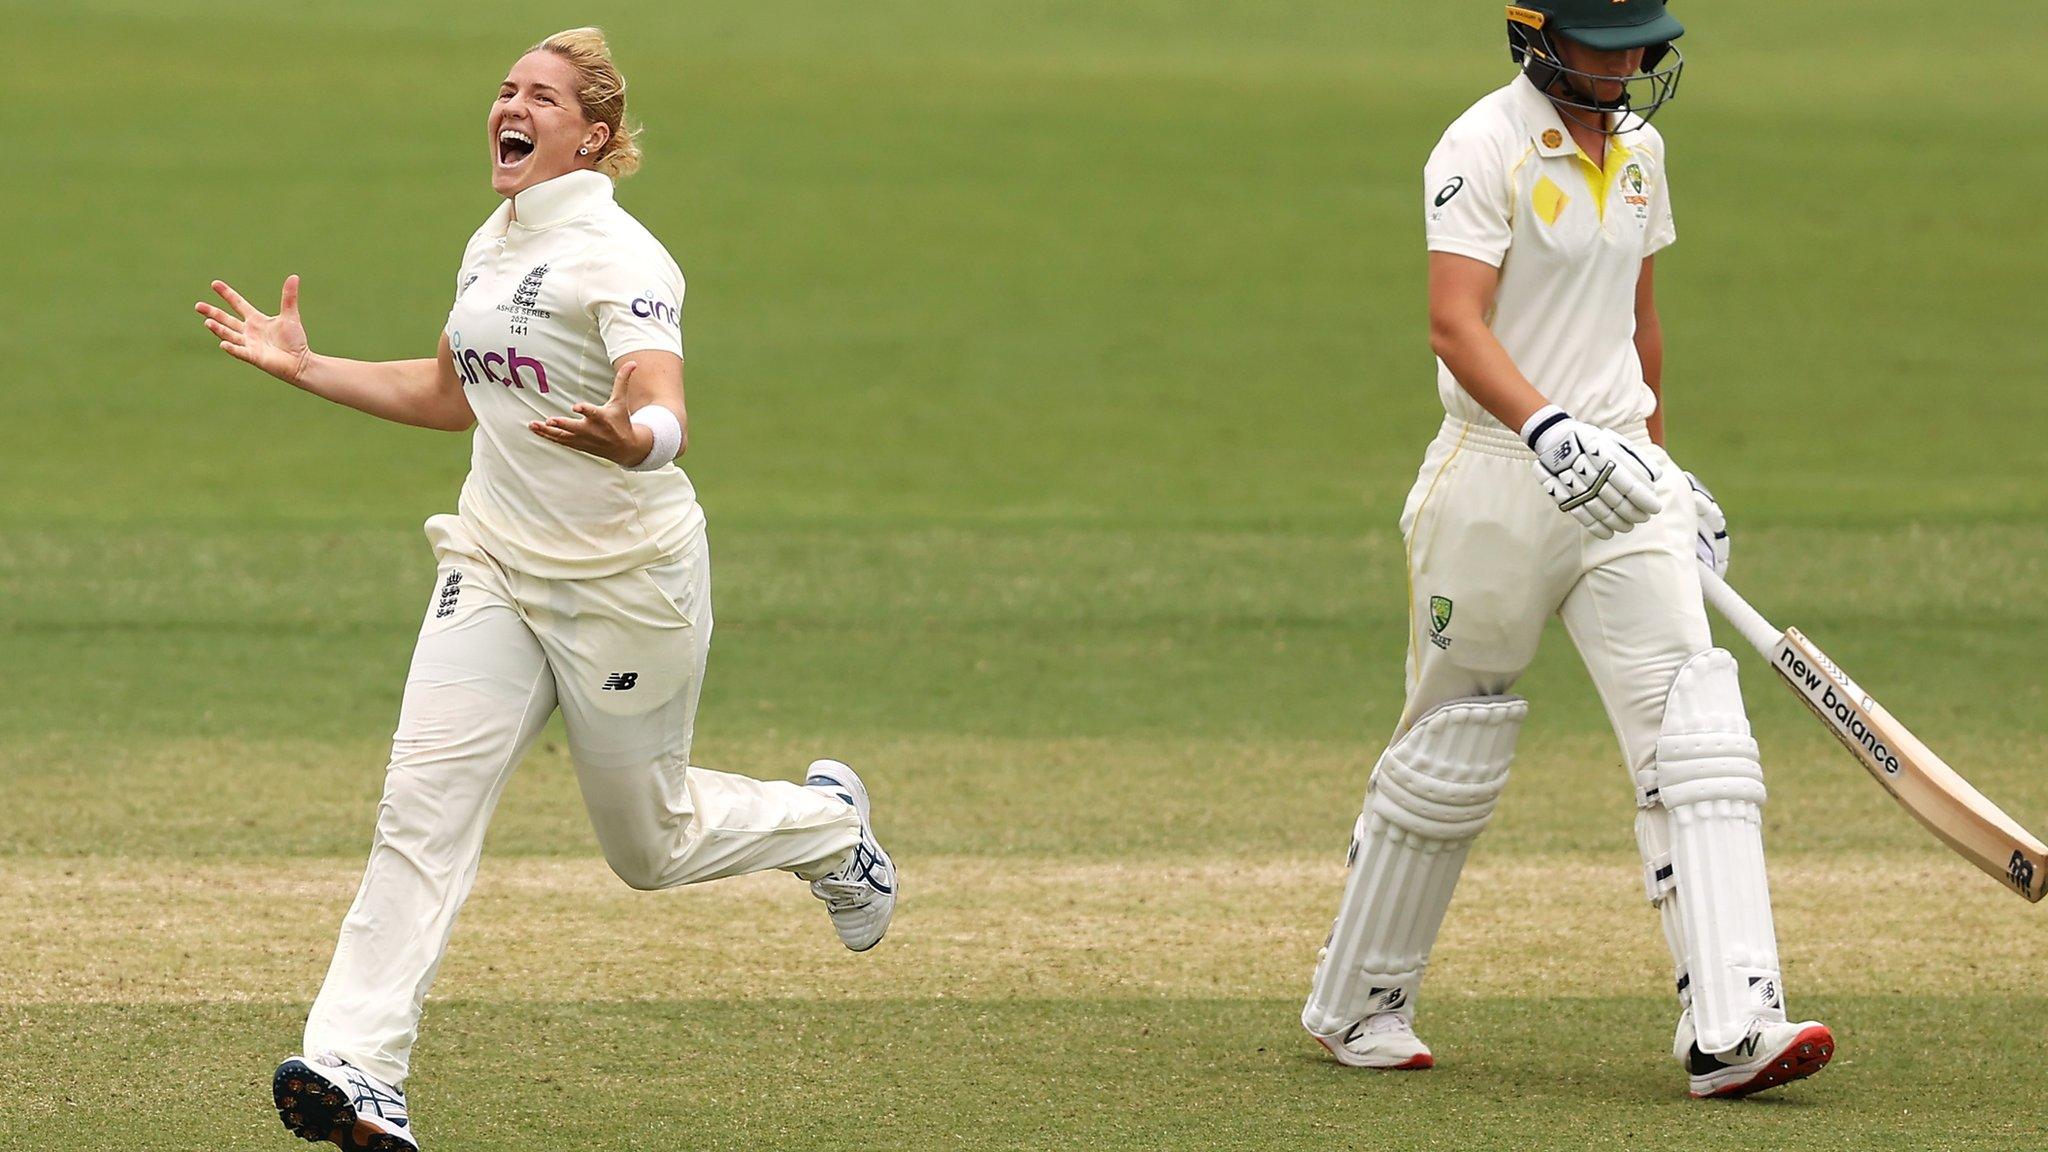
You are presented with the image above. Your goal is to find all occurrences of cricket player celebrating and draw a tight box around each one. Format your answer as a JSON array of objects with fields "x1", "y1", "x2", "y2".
[
  {"x1": 1300, "y1": 3, "x2": 1835, "y2": 1098},
  {"x1": 193, "y1": 29, "x2": 897, "y2": 1150}
]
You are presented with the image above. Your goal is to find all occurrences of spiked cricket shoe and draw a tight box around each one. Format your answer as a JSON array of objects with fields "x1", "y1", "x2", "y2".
[
  {"x1": 804, "y1": 759, "x2": 897, "y2": 951},
  {"x1": 273, "y1": 1053, "x2": 418, "y2": 1150},
  {"x1": 1308, "y1": 1013, "x2": 1435, "y2": 1070},
  {"x1": 1677, "y1": 1011, "x2": 1835, "y2": 1098}
]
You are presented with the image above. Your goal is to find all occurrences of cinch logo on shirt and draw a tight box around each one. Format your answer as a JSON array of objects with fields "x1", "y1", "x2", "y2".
[
  {"x1": 631, "y1": 294, "x2": 679, "y2": 327},
  {"x1": 454, "y1": 345, "x2": 551, "y2": 393}
]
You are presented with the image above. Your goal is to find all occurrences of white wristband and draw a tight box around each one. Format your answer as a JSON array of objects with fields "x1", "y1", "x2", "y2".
[
  {"x1": 626, "y1": 405, "x2": 683, "y2": 472},
  {"x1": 1518, "y1": 404, "x2": 1570, "y2": 451}
]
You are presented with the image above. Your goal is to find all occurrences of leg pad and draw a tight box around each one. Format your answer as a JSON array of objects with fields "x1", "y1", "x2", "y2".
[
  {"x1": 1650, "y1": 649, "x2": 1786, "y2": 1055},
  {"x1": 1302, "y1": 696, "x2": 1527, "y2": 1037}
]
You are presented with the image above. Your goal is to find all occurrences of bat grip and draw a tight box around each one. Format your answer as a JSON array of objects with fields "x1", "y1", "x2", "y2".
[{"x1": 1697, "y1": 565, "x2": 1786, "y2": 657}]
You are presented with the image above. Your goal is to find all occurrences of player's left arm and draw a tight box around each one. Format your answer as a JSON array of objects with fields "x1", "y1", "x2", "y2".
[
  {"x1": 528, "y1": 350, "x2": 686, "y2": 467},
  {"x1": 1635, "y1": 256, "x2": 1664, "y2": 447}
]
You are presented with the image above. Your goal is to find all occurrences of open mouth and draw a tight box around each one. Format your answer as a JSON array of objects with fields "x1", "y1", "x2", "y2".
[{"x1": 497, "y1": 129, "x2": 535, "y2": 168}]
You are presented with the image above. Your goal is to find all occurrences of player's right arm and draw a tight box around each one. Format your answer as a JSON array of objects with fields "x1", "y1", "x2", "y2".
[
  {"x1": 194, "y1": 276, "x2": 474, "y2": 432},
  {"x1": 1424, "y1": 125, "x2": 1551, "y2": 431},
  {"x1": 1427, "y1": 253, "x2": 1548, "y2": 433},
  {"x1": 1424, "y1": 124, "x2": 1658, "y2": 536}
]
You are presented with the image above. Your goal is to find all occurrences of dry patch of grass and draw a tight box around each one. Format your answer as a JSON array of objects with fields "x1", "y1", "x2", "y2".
[{"x1": 6, "y1": 851, "x2": 2041, "y2": 1008}]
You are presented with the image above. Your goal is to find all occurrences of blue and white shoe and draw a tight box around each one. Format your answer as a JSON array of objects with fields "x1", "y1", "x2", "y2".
[
  {"x1": 273, "y1": 1053, "x2": 418, "y2": 1150},
  {"x1": 804, "y1": 758, "x2": 898, "y2": 952}
]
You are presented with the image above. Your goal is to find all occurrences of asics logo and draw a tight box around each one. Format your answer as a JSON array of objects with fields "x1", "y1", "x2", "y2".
[
  {"x1": 342, "y1": 1070, "x2": 408, "y2": 1124},
  {"x1": 848, "y1": 842, "x2": 894, "y2": 895}
]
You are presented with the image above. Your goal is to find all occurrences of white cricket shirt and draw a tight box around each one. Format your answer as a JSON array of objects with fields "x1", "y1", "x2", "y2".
[
  {"x1": 1424, "y1": 74, "x2": 1676, "y2": 432},
  {"x1": 444, "y1": 169, "x2": 701, "y2": 579}
]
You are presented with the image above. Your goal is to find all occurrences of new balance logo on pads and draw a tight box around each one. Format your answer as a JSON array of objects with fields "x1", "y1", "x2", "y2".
[
  {"x1": 1366, "y1": 987, "x2": 1408, "y2": 1014},
  {"x1": 1749, "y1": 975, "x2": 1782, "y2": 1013}
]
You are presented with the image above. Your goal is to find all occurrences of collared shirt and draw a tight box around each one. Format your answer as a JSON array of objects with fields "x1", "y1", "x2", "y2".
[
  {"x1": 1424, "y1": 74, "x2": 1676, "y2": 432},
  {"x1": 444, "y1": 169, "x2": 700, "y2": 579}
]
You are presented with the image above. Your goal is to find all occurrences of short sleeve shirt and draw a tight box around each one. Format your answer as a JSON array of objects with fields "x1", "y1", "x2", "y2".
[
  {"x1": 1424, "y1": 75, "x2": 1675, "y2": 431},
  {"x1": 444, "y1": 170, "x2": 702, "y2": 579}
]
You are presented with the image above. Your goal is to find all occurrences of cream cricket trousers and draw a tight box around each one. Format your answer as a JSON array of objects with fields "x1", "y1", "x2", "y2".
[
  {"x1": 304, "y1": 514, "x2": 862, "y2": 1086},
  {"x1": 1398, "y1": 417, "x2": 1711, "y2": 775}
]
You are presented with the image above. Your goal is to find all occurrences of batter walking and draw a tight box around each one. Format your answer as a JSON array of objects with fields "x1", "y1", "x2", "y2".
[
  {"x1": 194, "y1": 28, "x2": 897, "y2": 1150},
  {"x1": 1300, "y1": 2, "x2": 1834, "y2": 1097}
]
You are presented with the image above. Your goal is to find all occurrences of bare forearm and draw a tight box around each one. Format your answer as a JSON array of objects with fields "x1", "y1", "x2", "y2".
[
  {"x1": 295, "y1": 355, "x2": 473, "y2": 431},
  {"x1": 1431, "y1": 319, "x2": 1551, "y2": 434}
]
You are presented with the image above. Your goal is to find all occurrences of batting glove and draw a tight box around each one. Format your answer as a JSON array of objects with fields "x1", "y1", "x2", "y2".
[
  {"x1": 1686, "y1": 471, "x2": 1730, "y2": 576},
  {"x1": 1520, "y1": 406, "x2": 1663, "y2": 539}
]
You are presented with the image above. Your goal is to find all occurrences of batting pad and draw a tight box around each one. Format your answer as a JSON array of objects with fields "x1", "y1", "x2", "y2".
[
  {"x1": 1654, "y1": 649, "x2": 1787, "y2": 1055},
  {"x1": 1632, "y1": 793, "x2": 1694, "y2": 1016},
  {"x1": 1302, "y1": 696, "x2": 1526, "y2": 1038}
]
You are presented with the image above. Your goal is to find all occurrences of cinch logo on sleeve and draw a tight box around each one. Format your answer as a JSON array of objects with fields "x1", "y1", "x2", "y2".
[
  {"x1": 631, "y1": 293, "x2": 680, "y2": 327},
  {"x1": 453, "y1": 346, "x2": 551, "y2": 393}
]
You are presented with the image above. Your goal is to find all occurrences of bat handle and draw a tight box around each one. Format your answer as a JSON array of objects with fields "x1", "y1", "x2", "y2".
[{"x1": 1697, "y1": 565, "x2": 1786, "y2": 658}]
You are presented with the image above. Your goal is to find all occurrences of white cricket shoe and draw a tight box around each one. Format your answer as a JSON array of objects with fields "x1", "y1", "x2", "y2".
[
  {"x1": 1307, "y1": 1013, "x2": 1436, "y2": 1070},
  {"x1": 1676, "y1": 1010, "x2": 1835, "y2": 1099},
  {"x1": 804, "y1": 759, "x2": 897, "y2": 952},
  {"x1": 272, "y1": 1052, "x2": 418, "y2": 1150}
]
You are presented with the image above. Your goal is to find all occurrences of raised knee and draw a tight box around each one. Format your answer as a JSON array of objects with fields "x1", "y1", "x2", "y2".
[
  {"x1": 1369, "y1": 695, "x2": 1528, "y2": 843},
  {"x1": 604, "y1": 852, "x2": 668, "y2": 892}
]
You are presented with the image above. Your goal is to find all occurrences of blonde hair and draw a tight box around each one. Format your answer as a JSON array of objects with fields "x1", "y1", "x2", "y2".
[{"x1": 530, "y1": 27, "x2": 642, "y2": 180}]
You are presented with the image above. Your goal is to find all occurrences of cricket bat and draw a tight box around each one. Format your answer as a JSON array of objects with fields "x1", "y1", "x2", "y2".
[{"x1": 1699, "y1": 566, "x2": 2048, "y2": 903}]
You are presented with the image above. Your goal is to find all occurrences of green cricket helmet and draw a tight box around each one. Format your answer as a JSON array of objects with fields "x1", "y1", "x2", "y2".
[{"x1": 1506, "y1": 2, "x2": 1685, "y2": 129}]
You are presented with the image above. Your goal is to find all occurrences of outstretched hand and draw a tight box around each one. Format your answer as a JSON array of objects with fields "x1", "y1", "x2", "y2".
[
  {"x1": 528, "y1": 359, "x2": 655, "y2": 467},
  {"x1": 195, "y1": 277, "x2": 313, "y2": 384}
]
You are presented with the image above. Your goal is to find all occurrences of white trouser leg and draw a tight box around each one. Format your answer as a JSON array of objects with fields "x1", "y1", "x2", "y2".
[
  {"x1": 305, "y1": 530, "x2": 554, "y2": 1088},
  {"x1": 1302, "y1": 424, "x2": 1562, "y2": 1039},
  {"x1": 523, "y1": 536, "x2": 861, "y2": 890},
  {"x1": 1557, "y1": 480, "x2": 1711, "y2": 782},
  {"x1": 1395, "y1": 422, "x2": 1577, "y2": 732}
]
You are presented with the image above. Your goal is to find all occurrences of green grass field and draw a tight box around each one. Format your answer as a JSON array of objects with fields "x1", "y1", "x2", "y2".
[{"x1": 5, "y1": 1, "x2": 2047, "y2": 1148}]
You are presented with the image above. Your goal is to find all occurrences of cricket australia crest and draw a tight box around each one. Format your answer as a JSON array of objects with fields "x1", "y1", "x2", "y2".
[{"x1": 1427, "y1": 596, "x2": 1454, "y2": 650}]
